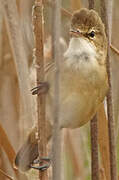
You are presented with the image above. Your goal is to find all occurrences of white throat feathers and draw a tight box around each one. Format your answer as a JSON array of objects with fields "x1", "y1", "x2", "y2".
[{"x1": 64, "y1": 37, "x2": 99, "y2": 72}]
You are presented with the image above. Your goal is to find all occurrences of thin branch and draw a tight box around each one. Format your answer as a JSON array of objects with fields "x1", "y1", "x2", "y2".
[
  {"x1": 0, "y1": 169, "x2": 14, "y2": 180},
  {"x1": 100, "y1": 0, "x2": 118, "y2": 180},
  {"x1": 51, "y1": 0, "x2": 61, "y2": 180},
  {"x1": 89, "y1": 1, "x2": 99, "y2": 180},
  {"x1": 32, "y1": 1, "x2": 48, "y2": 180},
  {"x1": 110, "y1": 44, "x2": 119, "y2": 56},
  {"x1": 61, "y1": 7, "x2": 72, "y2": 18}
]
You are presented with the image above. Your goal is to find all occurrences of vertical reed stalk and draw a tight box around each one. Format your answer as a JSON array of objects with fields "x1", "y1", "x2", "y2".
[
  {"x1": 97, "y1": 104, "x2": 111, "y2": 180},
  {"x1": 90, "y1": 115, "x2": 99, "y2": 180},
  {"x1": 100, "y1": 0, "x2": 118, "y2": 180},
  {"x1": 51, "y1": 0, "x2": 61, "y2": 180},
  {"x1": 88, "y1": 0, "x2": 95, "y2": 9},
  {"x1": 32, "y1": 1, "x2": 48, "y2": 180}
]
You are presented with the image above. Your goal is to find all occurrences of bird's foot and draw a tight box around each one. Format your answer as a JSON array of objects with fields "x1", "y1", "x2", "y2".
[
  {"x1": 30, "y1": 157, "x2": 51, "y2": 171},
  {"x1": 31, "y1": 82, "x2": 49, "y2": 95}
]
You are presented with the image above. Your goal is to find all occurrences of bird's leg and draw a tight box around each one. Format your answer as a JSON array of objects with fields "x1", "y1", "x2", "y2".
[
  {"x1": 31, "y1": 82, "x2": 49, "y2": 95},
  {"x1": 30, "y1": 157, "x2": 51, "y2": 171}
]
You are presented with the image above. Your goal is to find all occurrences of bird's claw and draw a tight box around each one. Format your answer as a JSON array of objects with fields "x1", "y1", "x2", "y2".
[
  {"x1": 30, "y1": 157, "x2": 51, "y2": 171},
  {"x1": 30, "y1": 164, "x2": 50, "y2": 171},
  {"x1": 31, "y1": 82, "x2": 49, "y2": 95}
]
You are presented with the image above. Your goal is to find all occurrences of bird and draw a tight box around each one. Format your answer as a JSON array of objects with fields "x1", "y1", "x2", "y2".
[{"x1": 14, "y1": 8, "x2": 108, "y2": 172}]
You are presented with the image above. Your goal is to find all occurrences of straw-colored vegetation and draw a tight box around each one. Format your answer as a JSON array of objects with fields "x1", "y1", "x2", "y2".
[{"x1": 0, "y1": 0, "x2": 119, "y2": 180}]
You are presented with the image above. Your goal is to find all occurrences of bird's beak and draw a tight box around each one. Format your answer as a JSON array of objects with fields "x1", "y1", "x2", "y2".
[{"x1": 69, "y1": 29, "x2": 80, "y2": 37}]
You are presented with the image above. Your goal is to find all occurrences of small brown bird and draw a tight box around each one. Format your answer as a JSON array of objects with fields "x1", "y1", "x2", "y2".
[{"x1": 15, "y1": 8, "x2": 108, "y2": 172}]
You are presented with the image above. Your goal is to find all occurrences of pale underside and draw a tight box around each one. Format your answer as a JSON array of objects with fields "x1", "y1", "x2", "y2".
[{"x1": 45, "y1": 37, "x2": 108, "y2": 129}]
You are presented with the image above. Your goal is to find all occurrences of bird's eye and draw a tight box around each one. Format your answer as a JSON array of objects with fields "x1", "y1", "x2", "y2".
[
  {"x1": 76, "y1": 29, "x2": 80, "y2": 33},
  {"x1": 88, "y1": 31, "x2": 95, "y2": 38}
]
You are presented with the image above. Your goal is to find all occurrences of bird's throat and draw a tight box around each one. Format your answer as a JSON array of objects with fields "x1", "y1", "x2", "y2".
[
  {"x1": 64, "y1": 37, "x2": 96, "y2": 62},
  {"x1": 63, "y1": 37, "x2": 99, "y2": 72}
]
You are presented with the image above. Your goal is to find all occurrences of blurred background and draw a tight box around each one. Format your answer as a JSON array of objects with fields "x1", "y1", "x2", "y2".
[{"x1": 0, "y1": 0, "x2": 119, "y2": 179}]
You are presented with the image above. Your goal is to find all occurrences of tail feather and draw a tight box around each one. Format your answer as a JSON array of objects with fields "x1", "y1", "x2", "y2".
[
  {"x1": 14, "y1": 127, "x2": 38, "y2": 172},
  {"x1": 14, "y1": 121, "x2": 52, "y2": 172},
  {"x1": 15, "y1": 140, "x2": 38, "y2": 172}
]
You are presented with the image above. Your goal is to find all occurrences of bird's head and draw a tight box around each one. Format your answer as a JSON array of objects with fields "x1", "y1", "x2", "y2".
[{"x1": 65, "y1": 8, "x2": 107, "y2": 66}]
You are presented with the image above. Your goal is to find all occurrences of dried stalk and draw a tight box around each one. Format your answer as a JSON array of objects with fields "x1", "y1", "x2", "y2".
[
  {"x1": 0, "y1": 169, "x2": 14, "y2": 180},
  {"x1": 0, "y1": 4, "x2": 3, "y2": 67},
  {"x1": 32, "y1": 1, "x2": 48, "y2": 180},
  {"x1": 97, "y1": 104, "x2": 111, "y2": 180},
  {"x1": 51, "y1": 0, "x2": 61, "y2": 180},
  {"x1": 2, "y1": 0, "x2": 34, "y2": 127},
  {"x1": 100, "y1": 0, "x2": 118, "y2": 180},
  {"x1": 107, "y1": 0, "x2": 113, "y2": 41},
  {"x1": 88, "y1": 1, "x2": 99, "y2": 180},
  {"x1": 90, "y1": 115, "x2": 99, "y2": 180},
  {"x1": 88, "y1": 0, "x2": 95, "y2": 10}
]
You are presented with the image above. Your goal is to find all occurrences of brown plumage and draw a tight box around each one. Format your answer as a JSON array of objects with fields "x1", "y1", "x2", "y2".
[
  {"x1": 14, "y1": 128, "x2": 38, "y2": 171},
  {"x1": 71, "y1": 8, "x2": 104, "y2": 33},
  {"x1": 14, "y1": 8, "x2": 108, "y2": 172},
  {"x1": 15, "y1": 122, "x2": 52, "y2": 171}
]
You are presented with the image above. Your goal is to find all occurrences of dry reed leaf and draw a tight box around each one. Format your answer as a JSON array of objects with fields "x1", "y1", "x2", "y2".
[
  {"x1": 0, "y1": 168, "x2": 14, "y2": 180},
  {"x1": 0, "y1": 124, "x2": 28, "y2": 180},
  {"x1": 64, "y1": 130, "x2": 82, "y2": 179}
]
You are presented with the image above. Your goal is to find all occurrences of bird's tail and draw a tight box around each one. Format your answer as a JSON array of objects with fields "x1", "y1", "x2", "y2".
[
  {"x1": 14, "y1": 121, "x2": 52, "y2": 172},
  {"x1": 14, "y1": 126, "x2": 38, "y2": 172}
]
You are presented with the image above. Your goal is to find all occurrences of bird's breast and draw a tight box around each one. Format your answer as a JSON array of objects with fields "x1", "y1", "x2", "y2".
[{"x1": 46, "y1": 60, "x2": 108, "y2": 128}]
